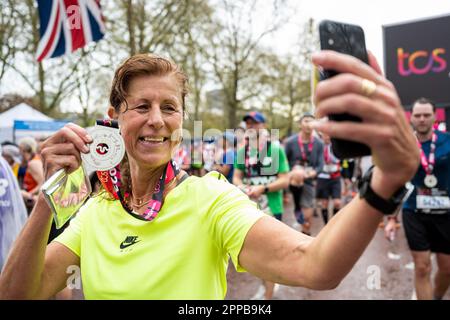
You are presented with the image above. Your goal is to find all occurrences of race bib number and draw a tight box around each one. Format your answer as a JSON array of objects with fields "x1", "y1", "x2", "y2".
[
  {"x1": 318, "y1": 172, "x2": 331, "y2": 179},
  {"x1": 416, "y1": 195, "x2": 450, "y2": 209},
  {"x1": 323, "y1": 164, "x2": 338, "y2": 173}
]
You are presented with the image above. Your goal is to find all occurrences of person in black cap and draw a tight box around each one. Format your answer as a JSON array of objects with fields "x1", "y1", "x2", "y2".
[{"x1": 285, "y1": 112, "x2": 324, "y2": 235}]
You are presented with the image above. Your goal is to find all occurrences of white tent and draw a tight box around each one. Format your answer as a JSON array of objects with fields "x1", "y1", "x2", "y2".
[{"x1": 0, "y1": 103, "x2": 54, "y2": 143}]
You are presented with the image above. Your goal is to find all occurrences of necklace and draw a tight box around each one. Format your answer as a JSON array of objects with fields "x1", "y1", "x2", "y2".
[
  {"x1": 127, "y1": 177, "x2": 178, "y2": 210},
  {"x1": 128, "y1": 197, "x2": 151, "y2": 208},
  {"x1": 129, "y1": 190, "x2": 155, "y2": 206},
  {"x1": 98, "y1": 160, "x2": 180, "y2": 221}
]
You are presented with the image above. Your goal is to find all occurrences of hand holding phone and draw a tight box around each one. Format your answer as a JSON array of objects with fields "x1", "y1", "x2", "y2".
[{"x1": 318, "y1": 20, "x2": 371, "y2": 159}]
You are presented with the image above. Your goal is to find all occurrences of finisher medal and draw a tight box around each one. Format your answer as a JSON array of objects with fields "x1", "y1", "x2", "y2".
[
  {"x1": 81, "y1": 125, "x2": 125, "y2": 172},
  {"x1": 424, "y1": 175, "x2": 438, "y2": 189}
]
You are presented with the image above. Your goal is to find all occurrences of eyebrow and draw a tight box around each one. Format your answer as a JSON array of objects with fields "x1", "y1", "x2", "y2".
[
  {"x1": 127, "y1": 97, "x2": 149, "y2": 105},
  {"x1": 128, "y1": 97, "x2": 182, "y2": 109},
  {"x1": 412, "y1": 113, "x2": 432, "y2": 116}
]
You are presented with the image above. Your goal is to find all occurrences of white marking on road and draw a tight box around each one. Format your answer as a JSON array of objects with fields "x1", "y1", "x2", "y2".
[
  {"x1": 387, "y1": 252, "x2": 401, "y2": 260},
  {"x1": 404, "y1": 262, "x2": 415, "y2": 270}
]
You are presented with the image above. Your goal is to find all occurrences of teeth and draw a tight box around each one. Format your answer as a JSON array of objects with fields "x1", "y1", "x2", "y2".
[{"x1": 142, "y1": 137, "x2": 165, "y2": 142}]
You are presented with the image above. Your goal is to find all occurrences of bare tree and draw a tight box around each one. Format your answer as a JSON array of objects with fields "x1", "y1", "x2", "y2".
[
  {"x1": 102, "y1": 0, "x2": 214, "y2": 129},
  {"x1": 0, "y1": 0, "x2": 97, "y2": 116},
  {"x1": 198, "y1": 0, "x2": 290, "y2": 128},
  {"x1": 0, "y1": 0, "x2": 23, "y2": 83}
]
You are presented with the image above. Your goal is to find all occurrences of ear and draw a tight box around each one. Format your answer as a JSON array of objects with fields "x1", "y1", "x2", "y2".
[{"x1": 107, "y1": 106, "x2": 118, "y2": 120}]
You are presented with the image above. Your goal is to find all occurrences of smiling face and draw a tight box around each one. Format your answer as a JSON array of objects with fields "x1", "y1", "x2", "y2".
[{"x1": 108, "y1": 74, "x2": 183, "y2": 169}]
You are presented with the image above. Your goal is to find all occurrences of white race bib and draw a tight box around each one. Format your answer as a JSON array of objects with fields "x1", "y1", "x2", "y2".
[
  {"x1": 323, "y1": 164, "x2": 338, "y2": 173},
  {"x1": 318, "y1": 173, "x2": 331, "y2": 179},
  {"x1": 416, "y1": 195, "x2": 450, "y2": 209}
]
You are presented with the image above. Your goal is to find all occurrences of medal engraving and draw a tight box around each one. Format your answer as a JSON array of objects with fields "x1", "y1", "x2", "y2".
[
  {"x1": 81, "y1": 126, "x2": 125, "y2": 171},
  {"x1": 424, "y1": 175, "x2": 438, "y2": 188}
]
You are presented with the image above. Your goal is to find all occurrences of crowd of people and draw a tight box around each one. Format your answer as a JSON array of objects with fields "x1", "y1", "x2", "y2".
[
  {"x1": 173, "y1": 112, "x2": 371, "y2": 237},
  {"x1": 0, "y1": 51, "x2": 448, "y2": 301}
]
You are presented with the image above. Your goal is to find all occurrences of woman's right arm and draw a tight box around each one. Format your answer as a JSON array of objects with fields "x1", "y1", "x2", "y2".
[
  {"x1": 0, "y1": 123, "x2": 92, "y2": 299},
  {"x1": 0, "y1": 194, "x2": 79, "y2": 299}
]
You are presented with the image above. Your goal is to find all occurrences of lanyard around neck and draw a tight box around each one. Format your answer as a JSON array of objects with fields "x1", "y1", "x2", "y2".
[
  {"x1": 417, "y1": 131, "x2": 437, "y2": 176},
  {"x1": 298, "y1": 134, "x2": 314, "y2": 162},
  {"x1": 95, "y1": 120, "x2": 180, "y2": 221}
]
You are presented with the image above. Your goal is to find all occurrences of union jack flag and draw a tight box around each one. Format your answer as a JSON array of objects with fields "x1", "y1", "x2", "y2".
[{"x1": 36, "y1": 0, "x2": 105, "y2": 61}]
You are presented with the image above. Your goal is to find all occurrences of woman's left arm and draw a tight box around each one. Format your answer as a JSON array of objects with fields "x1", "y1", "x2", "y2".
[
  {"x1": 239, "y1": 194, "x2": 388, "y2": 289},
  {"x1": 238, "y1": 50, "x2": 420, "y2": 290}
]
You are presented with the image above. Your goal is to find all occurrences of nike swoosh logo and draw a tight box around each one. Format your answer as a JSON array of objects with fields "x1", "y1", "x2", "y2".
[{"x1": 120, "y1": 240, "x2": 140, "y2": 249}]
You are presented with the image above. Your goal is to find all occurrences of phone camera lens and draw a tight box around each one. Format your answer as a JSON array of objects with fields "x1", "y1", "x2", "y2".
[{"x1": 328, "y1": 38, "x2": 334, "y2": 46}]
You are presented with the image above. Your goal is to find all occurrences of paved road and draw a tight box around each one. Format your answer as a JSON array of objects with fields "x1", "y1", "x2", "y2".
[{"x1": 226, "y1": 200, "x2": 450, "y2": 300}]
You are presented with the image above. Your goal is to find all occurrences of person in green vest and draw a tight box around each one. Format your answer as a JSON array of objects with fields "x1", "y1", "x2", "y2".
[{"x1": 233, "y1": 111, "x2": 290, "y2": 299}]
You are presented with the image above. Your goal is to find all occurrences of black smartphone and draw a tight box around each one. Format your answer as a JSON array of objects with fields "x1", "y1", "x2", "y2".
[{"x1": 318, "y1": 19, "x2": 371, "y2": 159}]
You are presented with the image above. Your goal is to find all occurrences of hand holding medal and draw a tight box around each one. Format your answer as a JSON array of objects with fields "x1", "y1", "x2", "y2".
[{"x1": 41, "y1": 120, "x2": 125, "y2": 228}]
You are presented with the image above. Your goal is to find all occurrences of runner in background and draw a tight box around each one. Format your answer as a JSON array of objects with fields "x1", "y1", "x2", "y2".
[
  {"x1": 18, "y1": 137, "x2": 44, "y2": 214},
  {"x1": 1, "y1": 144, "x2": 22, "y2": 179},
  {"x1": 233, "y1": 111, "x2": 289, "y2": 300},
  {"x1": 173, "y1": 143, "x2": 191, "y2": 173},
  {"x1": 202, "y1": 140, "x2": 216, "y2": 175},
  {"x1": 285, "y1": 113, "x2": 324, "y2": 235},
  {"x1": 213, "y1": 132, "x2": 236, "y2": 183},
  {"x1": 0, "y1": 148, "x2": 28, "y2": 272},
  {"x1": 385, "y1": 98, "x2": 450, "y2": 300},
  {"x1": 190, "y1": 140, "x2": 203, "y2": 176},
  {"x1": 315, "y1": 133, "x2": 342, "y2": 226}
]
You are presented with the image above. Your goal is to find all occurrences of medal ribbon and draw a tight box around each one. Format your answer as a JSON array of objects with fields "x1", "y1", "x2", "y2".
[
  {"x1": 95, "y1": 119, "x2": 180, "y2": 221},
  {"x1": 244, "y1": 135, "x2": 269, "y2": 178},
  {"x1": 324, "y1": 144, "x2": 331, "y2": 164},
  {"x1": 417, "y1": 131, "x2": 437, "y2": 176},
  {"x1": 244, "y1": 136, "x2": 251, "y2": 178},
  {"x1": 297, "y1": 134, "x2": 314, "y2": 164},
  {"x1": 323, "y1": 144, "x2": 341, "y2": 178}
]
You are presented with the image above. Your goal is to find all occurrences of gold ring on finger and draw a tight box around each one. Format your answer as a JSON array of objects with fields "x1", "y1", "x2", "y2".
[{"x1": 361, "y1": 79, "x2": 377, "y2": 97}]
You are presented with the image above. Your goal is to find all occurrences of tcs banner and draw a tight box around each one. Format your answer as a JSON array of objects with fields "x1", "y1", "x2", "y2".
[{"x1": 383, "y1": 14, "x2": 450, "y2": 108}]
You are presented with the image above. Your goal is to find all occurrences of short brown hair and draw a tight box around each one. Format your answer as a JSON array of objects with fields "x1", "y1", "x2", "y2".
[
  {"x1": 412, "y1": 97, "x2": 436, "y2": 113},
  {"x1": 109, "y1": 53, "x2": 189, "y2": 112}
]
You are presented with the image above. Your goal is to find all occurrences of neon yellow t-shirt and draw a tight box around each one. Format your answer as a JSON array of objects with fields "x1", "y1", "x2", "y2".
[{"x1": 54, "y1": 171, "x2": 264, "y2": 299}]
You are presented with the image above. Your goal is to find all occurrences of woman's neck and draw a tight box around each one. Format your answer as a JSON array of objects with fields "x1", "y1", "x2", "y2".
[{"x1": 129, "y1": 161, "x2": 167, "y2": 200}]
